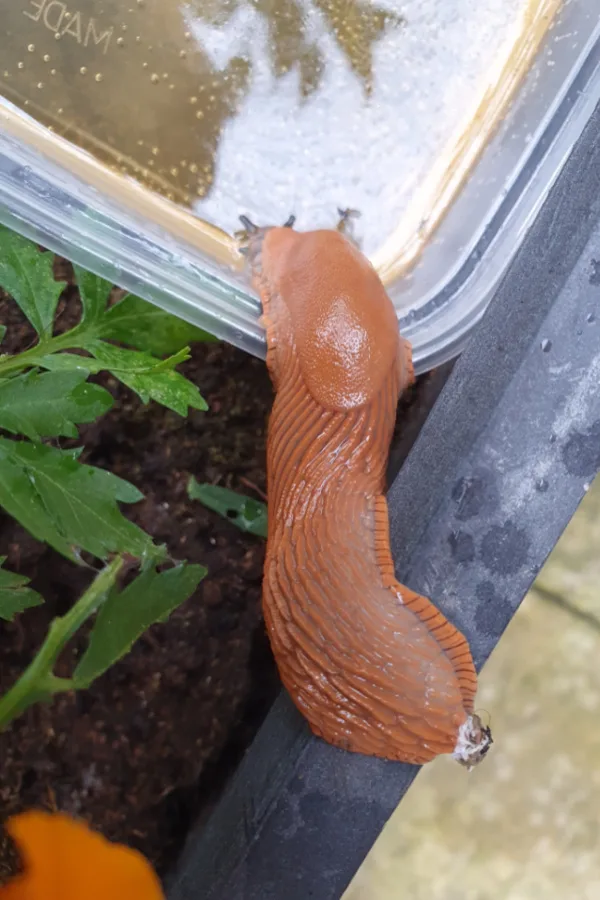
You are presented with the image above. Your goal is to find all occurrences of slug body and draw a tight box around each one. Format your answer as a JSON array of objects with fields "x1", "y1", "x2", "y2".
[{"x1": 246, "y1": 223, "x2": 490, "y2": 766}]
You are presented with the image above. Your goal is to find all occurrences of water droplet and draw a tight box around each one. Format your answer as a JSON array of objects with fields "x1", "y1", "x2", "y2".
[
  {"x1": 169, "y1": 83, "x2": 175, "y2": 90},
  {"x1": 50, "y1": 69, "x2": 57, "y2": 76},
  {"x1": 162, "y1": 72, "x2": 169, "y2": 80},
  {"x1": 184, "y1": 31, "x2": 191, "y2": 40},
  {"x1": 36, "y1": 81, "x2": 44, "y2": 89},
  {"x1": 142, "y1": 61, "x2": 148, "y2": 69},
  {"x1": 179, "y1": 50, "x2": 187, "y2": 58},
  {"x1": 94, "y1": 73, "x2": 103, "y2": 82},
  {"x1": 196, "y1": 109, "x2": 204, "y2": 119},
  {"x1": 150, "y1": 73, "x2": 159, "y2": 83},
  {"x1": 583, "y1": 482, "x2": 591, "y2": 492},
  {"x1": 151, "y1": 146, "x2": 159, "y2": 156},
  {"x1": 79, "y1": 66, "x2": 88, "y2": 75},
  {"x1": 54, "y1": 32, "x2": 61, "y2": 40},
  {"x1": 121, "y1": 23, "x2": 128, "y2": 31},
  {"x1": 189, "y1": 163, "x2": 198, "y2": 173},
  {"x1": 170, "y1": 167, "x2": 179, "y2": 177},
  {"x1": 17, "y1": 61, "x2": 24, "y2": 69},
  {"x1": 57, "y1": 107, "x2": 63, "y2": 114},
  {"x1": 190, "y1": 95, "x2": 198, "y2": 104},
  {"x1": 117, "y1": 37, "x2": 125, "y2": 46},
  {"x1": 587, "y1": 312, "x2": 596, "y2": 323},
  {"x1": 535, "y1": 477, "x2": 549, "y2": 492},
  {"x1": 540, "y1": 338, "x2": 552, "y2": 352},
  {"x1": 43, "y1": 54, "x2": 50, "y2": 62},
  {"x1": 2, "y1": 71, "x2": 9, "y2": 79},
  {"x1": 27, "y1": 43, "x2": 35, "y2": 52}
]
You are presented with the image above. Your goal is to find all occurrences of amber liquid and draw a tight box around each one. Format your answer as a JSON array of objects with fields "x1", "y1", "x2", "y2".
[{"x1": 1, "y1": 0, "x2": 560, "y2": 270}]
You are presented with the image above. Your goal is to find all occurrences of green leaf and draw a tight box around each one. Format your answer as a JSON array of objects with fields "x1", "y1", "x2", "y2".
[
  {"x1": 0, "y1": 557, "x2": 43, "y2": 621},
  {"x1": 73, "y1": 563, "x2": 206, "y2": 686},
  {"x1": 73, "y1": 266, "x2": 112, "y2": 323},
  {"x1": 0, "y1": 226, "x2": 65, "y2": 337},
  {"x1": 0, "y1": 557, "x2": 122, "y2": 730},
  {"x1": 73, "y1": 265, "x2": 113, "y2": 325},
  {"x1": 36, "y1": 353, "x2": 103, "y2": 374},
  {"x1": 88, "y1": 342, "x2": 208, "y2": 415},
  {"x1": 0, "y1": 370, "x2": 113, "y2": 441},
  {"x1": 0, "y1": 439, "x2": 161, "y2": 562},
  {"x1": 188, "y1": 478, "x2": 267, "y2": 538},
  {"x1": 100, "y1": 294, "x2": 217, "y2": 356},
  {"x1": 0, "y1": 325, "x2": 6, "y2": 345},
  {"x1": 36, "y1": 344, "x2": 207, "y2": 415}
]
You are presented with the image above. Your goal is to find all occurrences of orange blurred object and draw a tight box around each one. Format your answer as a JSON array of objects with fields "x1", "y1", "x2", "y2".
[{"x1": 0, "y1": 811, "x2": 164, "y2": 900}]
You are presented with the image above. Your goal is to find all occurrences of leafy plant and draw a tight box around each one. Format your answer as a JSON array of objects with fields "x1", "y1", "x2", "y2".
[
  {"x1": 0, "y1": 557, "x2": 205, "y2": 730},
  {"x1": 0, "y1": 226, "x2": 212, "y2": 729},
  {"x1": 188, "y1": 478, "x2": 267, "y2": 538}
]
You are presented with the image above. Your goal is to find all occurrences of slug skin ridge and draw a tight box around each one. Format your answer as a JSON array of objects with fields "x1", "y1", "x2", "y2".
[{"x1": 248, "y1": 225, "x2": 483, "y2": 765}]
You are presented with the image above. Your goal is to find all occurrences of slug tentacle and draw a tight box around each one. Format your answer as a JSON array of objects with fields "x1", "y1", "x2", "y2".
[{"x1": 246, "y1": 220, "x2": 489, "y2": 766}]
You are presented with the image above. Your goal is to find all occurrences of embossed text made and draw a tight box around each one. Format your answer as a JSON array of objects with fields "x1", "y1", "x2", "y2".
[{"x1": 23, "y1": 0, "x2": 113, "y2": 54}]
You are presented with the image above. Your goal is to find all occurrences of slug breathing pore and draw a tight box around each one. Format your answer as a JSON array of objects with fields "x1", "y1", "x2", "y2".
[{"x1": 240, "y1": 215, "x2": 492, "y2": 768}]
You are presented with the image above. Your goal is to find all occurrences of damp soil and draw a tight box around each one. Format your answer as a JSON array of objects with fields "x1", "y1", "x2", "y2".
[{"x1": 0, "y1": 260, "x2": 452, "y2": 887}]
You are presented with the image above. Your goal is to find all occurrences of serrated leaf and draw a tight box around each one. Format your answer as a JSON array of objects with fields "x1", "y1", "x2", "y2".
[
  {"x1": 0, "y1": 226, "x2": 65, "y2": 337},
  {"x1": 73, "y1": 266, "x2": 112, "y2": 323},
  {"x1": 0, "y1": 557, "x2": 43, "y2": 621},
  {"x1": 36, "y1": 352, "x2": 103, "y2": 374},
  {"x1": 73, "y1": 563, "x2": 206, "y2": 686},
  {"x1": 0, "y1": 370, "x2": 113, "y2": 441},
  {"x1": 0, "y1": 448, "x2": 75, "y2": 558},
  {"x1": 100, "y1": 294, "x2": 217, "y2": 356},
  {"x1": 0, "y1": 438, "x2": 160, "y2": 562},
  {"x1": 188, "y1": 478, "x2": 267, "y2": 538},
  {"x1": 88, "y1": 342, "x2": 208, "y2": 415}
]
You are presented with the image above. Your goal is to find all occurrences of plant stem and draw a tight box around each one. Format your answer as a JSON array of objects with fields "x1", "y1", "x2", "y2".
[
  {"x1": 0, "y1": 325, "x2": 87, "y2": 377},
  {"x1": 0, "y1": 556, "x2": 123, "y2": 731}
]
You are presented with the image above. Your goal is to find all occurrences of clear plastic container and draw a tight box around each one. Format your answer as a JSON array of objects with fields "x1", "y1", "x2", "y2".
[{"x1": 1, "y1": 0, "x2": 599, "y2": 371}]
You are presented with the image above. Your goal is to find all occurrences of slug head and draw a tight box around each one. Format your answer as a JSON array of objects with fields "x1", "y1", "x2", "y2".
[{"x1": 243, "y1": 223, "x2": 411, "y2": 411}]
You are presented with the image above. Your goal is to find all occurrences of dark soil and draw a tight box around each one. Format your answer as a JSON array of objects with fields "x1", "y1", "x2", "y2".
[
  {"x1": 0, "y1": 262, "x2": 452, "y2": 888},
  {"x1": 0, "y1": 272, "x2": 279, "y2": 884}
]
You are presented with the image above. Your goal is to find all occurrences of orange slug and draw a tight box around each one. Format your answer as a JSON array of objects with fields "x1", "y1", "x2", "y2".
[{"x1": 239, "y1": 214, "x2": 492, "y2": 768}]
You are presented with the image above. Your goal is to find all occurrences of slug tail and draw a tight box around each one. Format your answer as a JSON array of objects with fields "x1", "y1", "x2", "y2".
[{"x1": 373, "y1": 496, "x2": 478, "y2": 714}]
